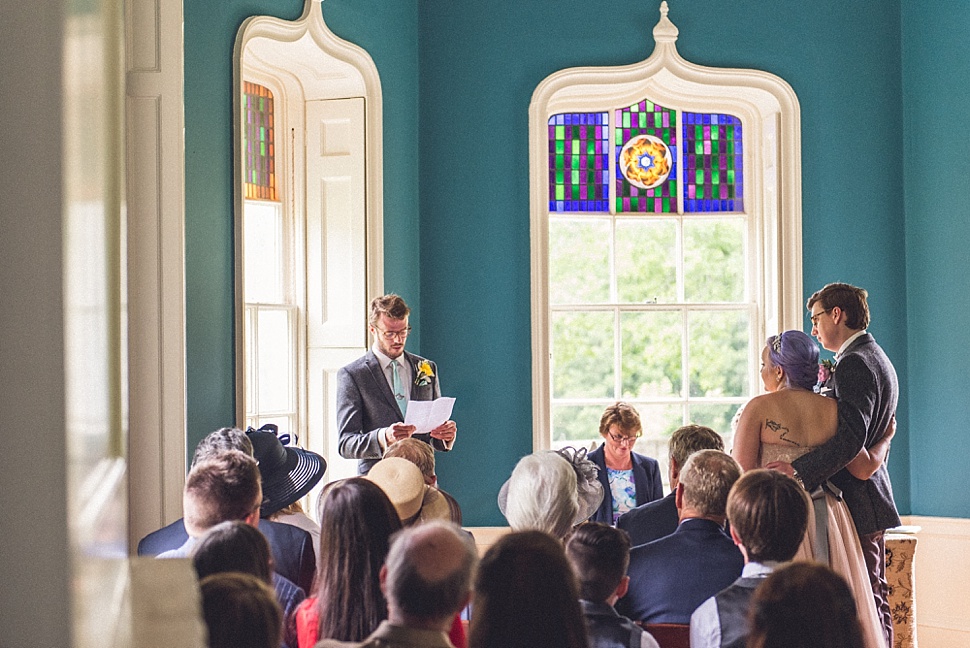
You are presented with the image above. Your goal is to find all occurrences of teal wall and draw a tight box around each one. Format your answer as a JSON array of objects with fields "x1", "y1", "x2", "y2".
[
  {"x1": 184, "y1": 0, "x2": 970, "y2": 525},
  {"x1": 184, "y1": 0, "x2": 421, "y2": 455},
  {"x1": 901, "y1": 2, "x2": 970, "y2": 516},
  {"x1": 417, "y1": 0, "x2": 910, "y2": 523}
]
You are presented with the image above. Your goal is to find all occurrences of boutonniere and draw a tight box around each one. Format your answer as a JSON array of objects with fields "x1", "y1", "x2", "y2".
[
  {"x1": 414, "y1": 360, "x2": 434, "y2": 387},
  {"x1": 817, "y1": 359, "x2": 836, "y2": 385}
]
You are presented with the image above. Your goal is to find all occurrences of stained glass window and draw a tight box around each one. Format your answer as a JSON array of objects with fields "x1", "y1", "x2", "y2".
[
  {"x1": 546, "y1": 101, "x2": 745, "y2": 214},
  {"x1": 683, "y1": 112, "x2": 743, "y2": 213},
  {"x1": 615, "y1": 100, "x2": 678, "y2": 214},
  {"x1": 548, "y1": 112, "x2": 610, "y2": 212},
  {"x1": 244, "y1": 81, "x2": 277, "y2": 201}
]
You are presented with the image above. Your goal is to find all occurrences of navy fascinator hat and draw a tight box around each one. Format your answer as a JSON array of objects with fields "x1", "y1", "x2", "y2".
[{"x1": 246, "y1": 424, "x2": 327, "y2": 517}]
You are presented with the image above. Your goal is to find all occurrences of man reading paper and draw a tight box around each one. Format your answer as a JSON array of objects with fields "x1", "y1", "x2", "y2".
[{"x1": 336, "y1": 294, "x2": 457, "y2": 475}]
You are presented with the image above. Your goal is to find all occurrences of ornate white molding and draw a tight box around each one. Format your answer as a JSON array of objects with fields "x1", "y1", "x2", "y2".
[{"x1": 529, "y1": 1, "x2": 803, "y2": 449}]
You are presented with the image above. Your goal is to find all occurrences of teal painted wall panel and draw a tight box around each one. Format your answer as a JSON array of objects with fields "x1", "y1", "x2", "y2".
[
  {"x1": 184, "y1": 0, "x2": 420, "y2": 458},
  {"x1": 418, "y1": 0, "x2": 910, "y2": 524},
  {"x1": 901, "y1": 1, "x2": 970, "y2": 518}
]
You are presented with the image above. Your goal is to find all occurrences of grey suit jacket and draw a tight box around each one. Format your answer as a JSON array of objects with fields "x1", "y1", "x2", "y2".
[
  {"x1": 336, "y1": 349, "x2": 447, "y2": 475},
  {"x1": 792, "y1": 333, "x2": 900, "y2": 536}
]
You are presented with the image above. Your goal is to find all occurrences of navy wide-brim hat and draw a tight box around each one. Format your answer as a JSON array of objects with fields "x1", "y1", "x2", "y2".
[{"x1": 247, "y1": 425, "x2": 327, "y2": 517}]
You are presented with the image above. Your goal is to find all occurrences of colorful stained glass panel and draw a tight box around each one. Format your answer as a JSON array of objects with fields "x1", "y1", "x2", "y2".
[
  {"x1": 548, "y1": 112, "x2": 610, "y2": 212},
  {"x1": 244, "y1": 81, "x2": 277, "y2": 201},
  {"x1": 615, "y1": 100, "x2": 678, "y2": 214},
  {"x1": 682, "y1": 112, "x2": 743, "y2": 212}
]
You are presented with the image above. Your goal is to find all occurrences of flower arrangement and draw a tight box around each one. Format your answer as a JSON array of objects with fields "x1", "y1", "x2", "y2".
[
  {"x1": 817, "y1": 359, "x2": 836, "y2": 385},
  {"x1": 414, "y1": 360, "x2": 434, "y2": 387}
]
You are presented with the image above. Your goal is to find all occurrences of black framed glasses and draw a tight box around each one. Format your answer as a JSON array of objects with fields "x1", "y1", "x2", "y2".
[
  {"x1": 607, "y1": 431, "x2": 641, "y2": 446},
  {"x1": 374, "y1": 325, "x2": 412, "y2": 340}
]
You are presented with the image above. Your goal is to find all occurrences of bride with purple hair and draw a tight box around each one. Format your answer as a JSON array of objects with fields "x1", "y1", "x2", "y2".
[{"x1": 732, "y1": 330, "x2": 893, "y2": 648}]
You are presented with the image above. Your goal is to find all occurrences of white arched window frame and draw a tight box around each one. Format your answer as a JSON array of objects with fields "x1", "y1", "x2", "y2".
[
  {"x1": 234, "y1": 0, "x2": 385, "y2": 492},
  {"x1": 529, "y1": 3, "x2": 803, "y2": 455}
]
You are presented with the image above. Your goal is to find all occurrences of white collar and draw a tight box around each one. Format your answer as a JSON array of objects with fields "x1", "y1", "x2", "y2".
[
  {"x1": 835, "y1": 330, "x2": 867, "y2": 361},
  {"x1": 373, "y1": 345, "x2": 406, "y2": 370}
]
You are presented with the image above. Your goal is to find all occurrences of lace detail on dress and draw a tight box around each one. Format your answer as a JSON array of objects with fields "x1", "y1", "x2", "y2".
[{"x1": 759, "y1": 443, "x2": 816, "y2": 467}]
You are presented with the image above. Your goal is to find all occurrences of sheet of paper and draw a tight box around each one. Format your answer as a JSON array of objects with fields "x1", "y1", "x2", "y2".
[{"x1": 404, "y1": 396, "x2": 456, "y2": 434}]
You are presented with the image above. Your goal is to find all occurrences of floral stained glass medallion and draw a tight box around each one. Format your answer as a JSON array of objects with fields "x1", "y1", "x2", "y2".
[
  {"x1": 244, "y1": 81, "x2": 278, "y2": 201},
  {"x1": 548, "y1": 112, "x2": 610, "y2": 212},
  {"x1": 616, "y1": 100, "x2": 678, "y2": 213}
]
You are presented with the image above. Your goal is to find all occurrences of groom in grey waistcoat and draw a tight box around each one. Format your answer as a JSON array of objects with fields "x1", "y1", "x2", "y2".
[
  {"x1": 336, "y1": 294, "x2": 457, "y2": 475},
  {"x1": 769, "y1": 282, "x2": 899, "y2": 648}
]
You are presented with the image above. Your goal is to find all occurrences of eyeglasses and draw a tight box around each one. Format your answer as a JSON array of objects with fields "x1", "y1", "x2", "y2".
[
  {"x1": 607, "y1": 431, "x2": 641, "y2": 446},
  {"x1": 810, "y1": 308, "x2": 832, "y2": 326},
  {"x1": 374, "y1": 325, "x2": 411, "y2": 341}
]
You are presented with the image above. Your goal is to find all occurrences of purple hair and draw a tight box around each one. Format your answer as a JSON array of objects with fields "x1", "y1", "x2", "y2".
[{"x1": 766, "y1": 330, "x2": 819, "y2": 391}]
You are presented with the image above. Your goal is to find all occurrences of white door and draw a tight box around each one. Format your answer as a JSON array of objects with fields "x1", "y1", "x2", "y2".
[{"x1": 304, "y1": 97, "x2": 368, "y2": 491}]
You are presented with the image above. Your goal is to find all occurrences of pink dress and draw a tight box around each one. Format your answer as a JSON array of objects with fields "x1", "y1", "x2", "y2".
[{"x1": 760, "y1": 443, "x2": 886, "y2": 648}]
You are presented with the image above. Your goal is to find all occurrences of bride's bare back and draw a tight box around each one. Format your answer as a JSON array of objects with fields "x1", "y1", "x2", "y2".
[{"x1": 732, "y1": 388, "x2": 837, "y2": 471}]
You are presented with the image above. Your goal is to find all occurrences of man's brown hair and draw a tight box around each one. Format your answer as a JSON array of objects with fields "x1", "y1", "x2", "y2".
[
  {"x1": 564, "y1": 522, "x2": 632, "y2": 603},
  {"x1": 669, "y1": 424, "x2": 724, "y2": 469},
  {"x1": 727, "y1": 469, "x2": 809, "y2": 563},
  {"x1": 369, "y1": 293, "x2": 410, "y2": 326},
  {"x1": 184, "y1": 450, "x2": 262, "y2": 535},
  {"x1": 807, "y1": 282, "x2": 870, "y2": 330}
]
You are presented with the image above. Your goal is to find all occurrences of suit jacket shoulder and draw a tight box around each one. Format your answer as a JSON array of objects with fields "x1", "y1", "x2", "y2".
[
  {"x1": 617, "y1": 492, "x2": 678, "y2": 545},
  {"x1": 259, "y1": 519, "x2": 316, "y2": 593}
]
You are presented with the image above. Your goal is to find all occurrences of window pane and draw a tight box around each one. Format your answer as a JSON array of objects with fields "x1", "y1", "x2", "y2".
[
  {"x1": 688, "y1": 310, "x2": 749, "y2": 398},
  {"x1": 549, "y1": 219, "x2": 610, "y2": 304},
  {"x1": 688, "y1": 403, "x2": 741, "y2": 444},
  {"x1": 551, "y1": 405, "x2": 605, "y2": 446},
  {"x1": 616, "y1": 219, "x2": 677, "y2": 303},
  {"x1": 256, "y1": 309, "x2": 293, "y2": 412},
  {"x1": 244, "y1": 201, "x2": 284, "y2": 303},
  {"x1": 684, "y1": 219, "x2": 745, "y2": 302},
  {"x1": 552, "y1": 311, "x2": 614, "y2": 398},
  {"x1": 620, "y1": 311, "x2": 683, "y2": 399}
]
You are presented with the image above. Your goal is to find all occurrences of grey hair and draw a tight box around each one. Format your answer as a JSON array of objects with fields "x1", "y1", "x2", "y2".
[
  {"x1": 679, "y1": 450, "x2": 741, "y2": 517},
  {"x1": 384, "y1": 520, "x2": 477, "y2": 621},
  {"x1": 504, "y1": 452, "x2": 579, "y2": 539},
  {"x1": 192, "y1": 427, "x2": 253, "y2": 467}
]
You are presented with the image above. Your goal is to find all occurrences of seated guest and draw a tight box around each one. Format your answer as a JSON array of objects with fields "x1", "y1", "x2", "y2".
[
  {"x1": 315, "y1": 521, "x2": 478, "y2": 648},
  {"x1": 616, "y1": 450, "x2": 743, "y2": 624},
  {"x1": 367, "y1": 456, "x2": 456, "y2": 527},
  {"x1": 564, "y1": 522, "x2": 660, "y2": 648},
  {"x1": 498, "y1": 447, "x2": 603, "y2": 540},
  {"x1": 748, "y1": 562, "x2": 864, "y2": 648},
  {"x1": 294, "y1": 478, "x2": 402, "y2": 648},
  {"x1": 137, "y1": 426, "x2": 316, "y2": 593},
  {"x1": 192, "y1": 520, "x2": 275, "y2": 583},
  {"x1": 199, "y1": 572, "x2": 283, "y2": 648},
  {"x1": 617, "y1": 424, "x2": 724, "y2": 545},
  {"x1": 469, "y1": 530, "x2": 588, "y2": 648},
  {"x1": 365, "y1": 457, "x2": 469, "y2": 648},
  {"x1": 588, "y1": 403, "x2": 662, "y2": 525},
  {"x1": 193, "y1": 520, "x2": 303, "y2": 648},
  {"x1": 690, "y1": 469, "x2": 809, "y2": 648},
  {"x1": 247, "y1": 424, "x2": 327, "y2": 563},
  {"x1": 159, "y1": 452, "x2": 305, "y2": 647},
  {"x1": 384, "y1": 437, "x2": 463, "y2": 524}
]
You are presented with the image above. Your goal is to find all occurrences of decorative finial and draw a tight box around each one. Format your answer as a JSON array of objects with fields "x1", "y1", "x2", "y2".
[{"x1": 653, "y1": 0, "x2": 679, "y2": 43}]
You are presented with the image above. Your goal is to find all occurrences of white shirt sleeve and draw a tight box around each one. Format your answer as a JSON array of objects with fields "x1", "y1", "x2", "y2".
[
  {"x1": 639, "y1": 629, "x2": 662, "y2": 648},
  {"x1": 689, "y1": 596, "x2": 721, "y2": 648}
]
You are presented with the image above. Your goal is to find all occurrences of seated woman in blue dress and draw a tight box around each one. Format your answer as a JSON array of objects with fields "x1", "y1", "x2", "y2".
[{"x1": 588, "y1": 402, "x2": 663, "y2": 525}]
